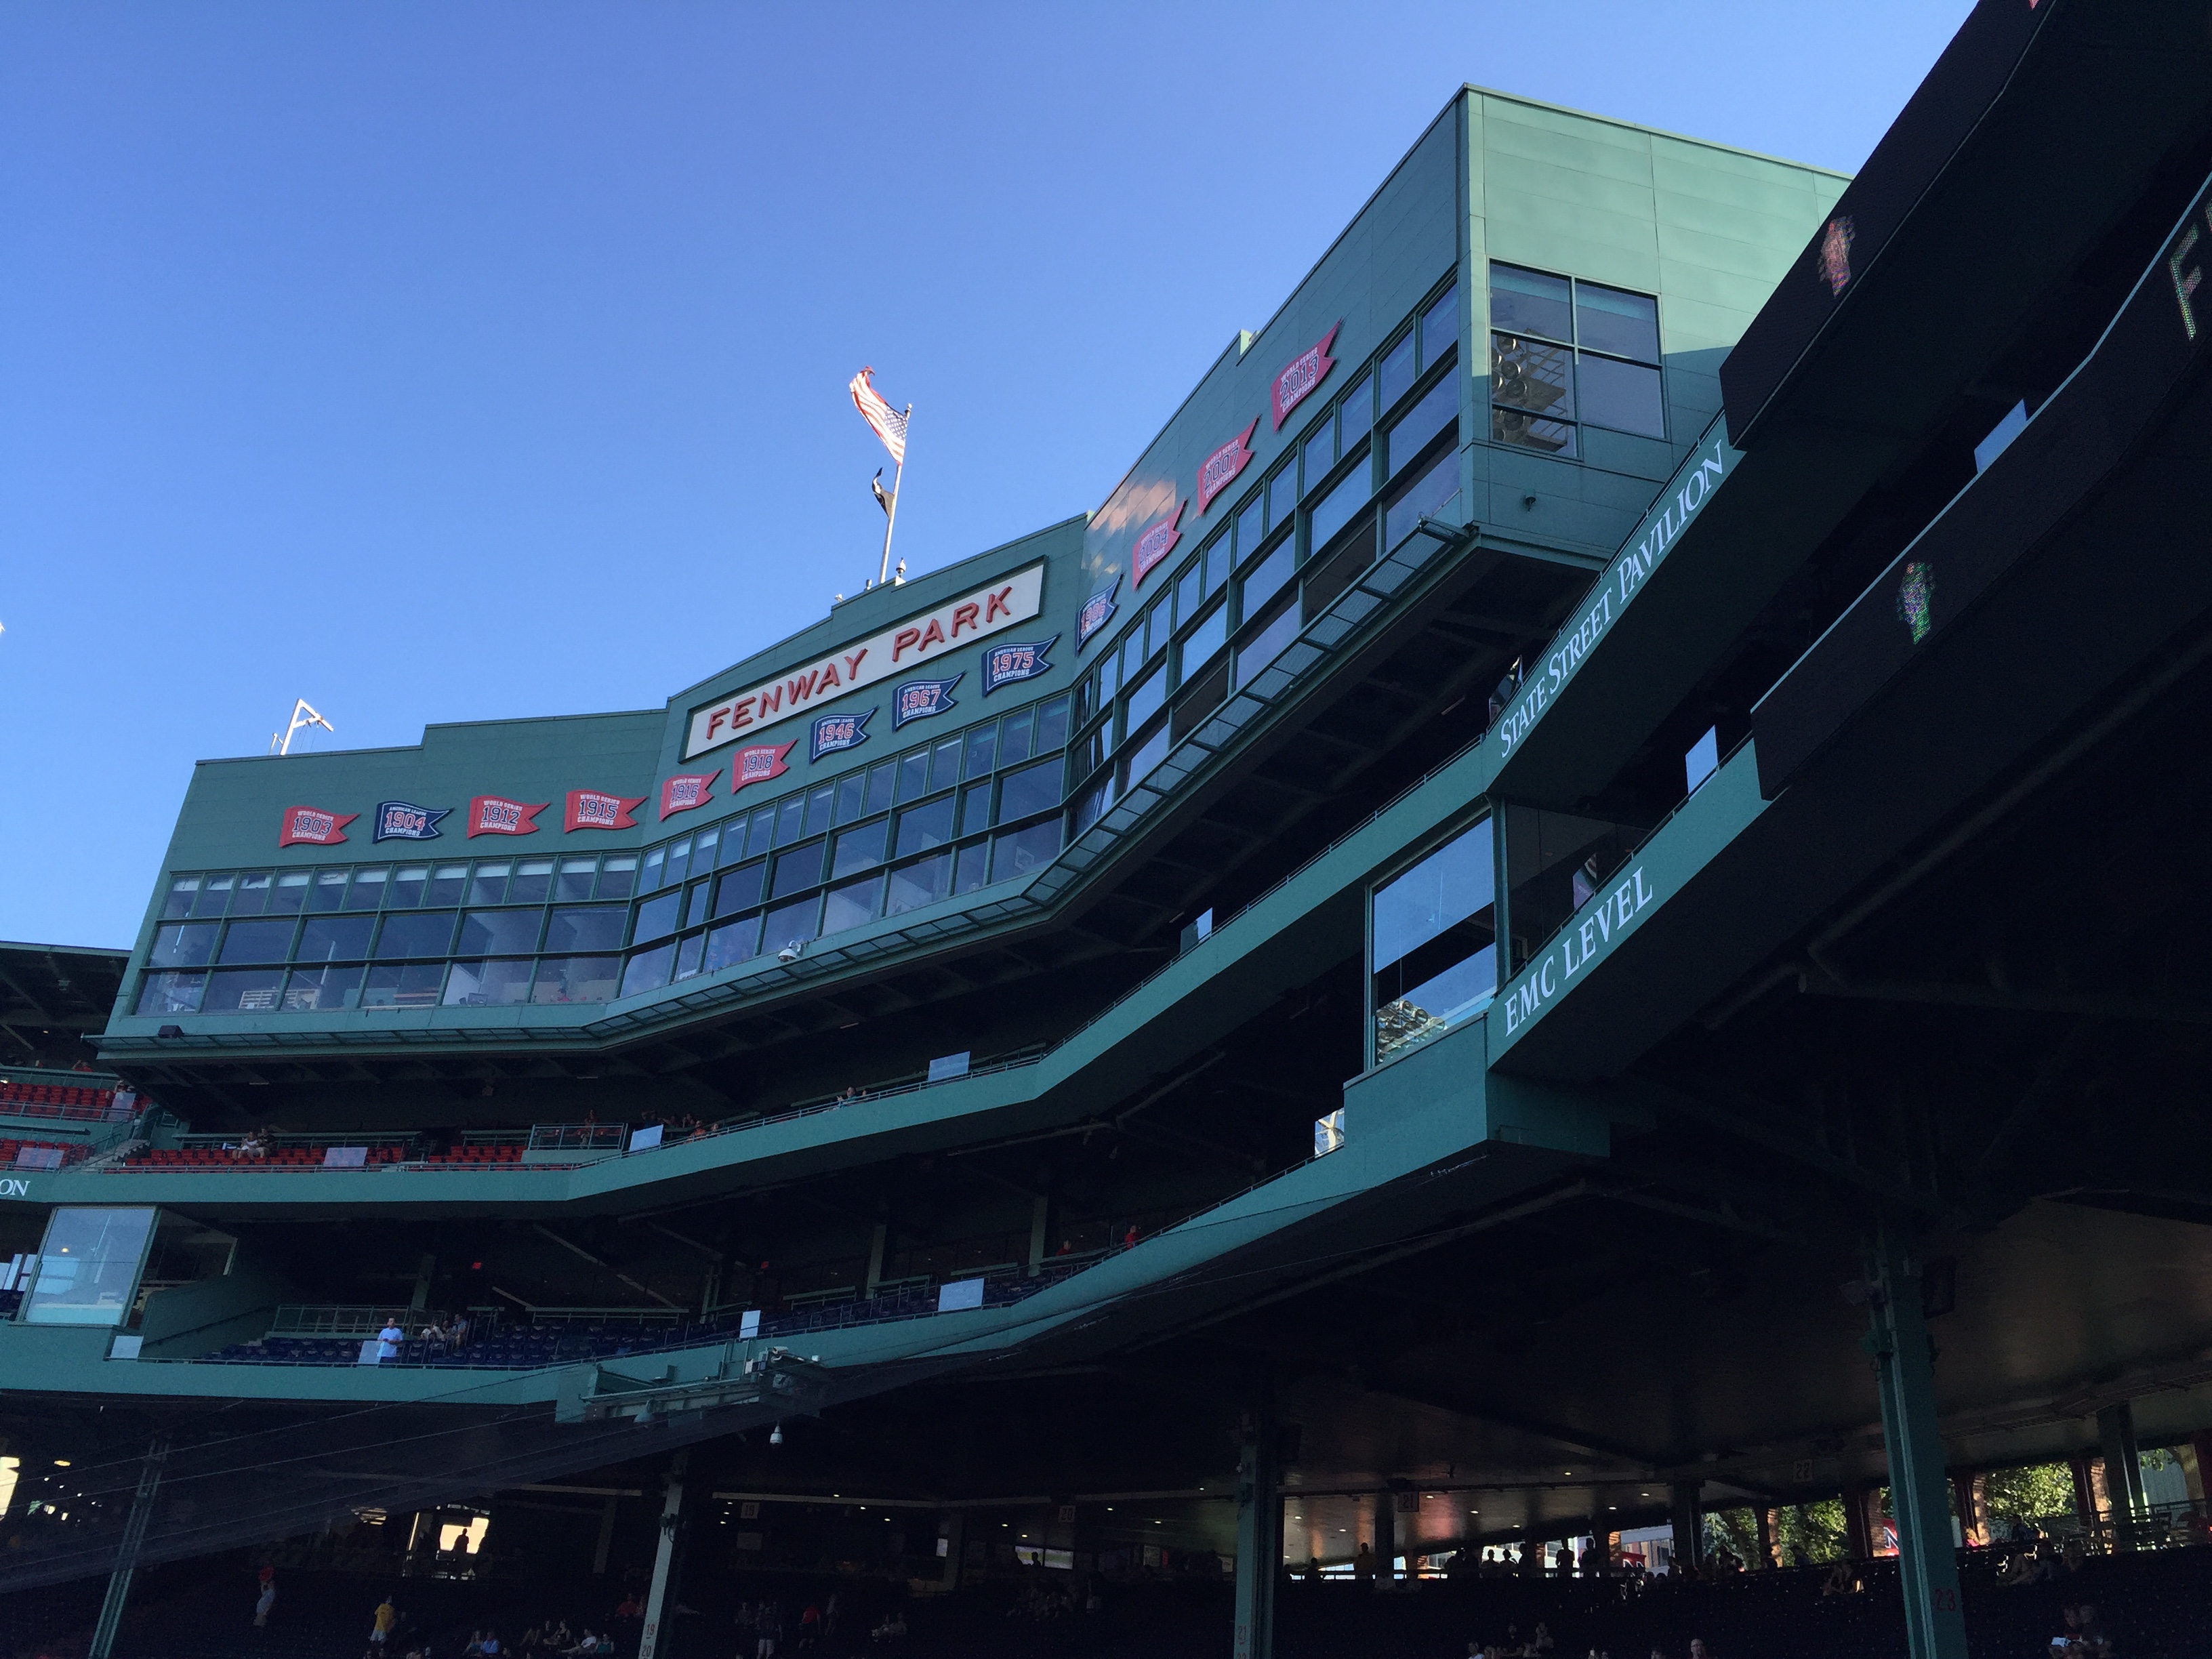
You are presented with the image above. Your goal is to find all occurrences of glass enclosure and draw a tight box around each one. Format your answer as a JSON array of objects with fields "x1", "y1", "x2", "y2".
[
  {"x1": 1370, "y1": 817, "x2": 1497, "y2": 1064},
  {"x1": 1503, "y1": 804, "x2": 1641, "y2": 973},
  {"x1": 21, "y1": 1207, "x2": 157, "y2": 1326}
]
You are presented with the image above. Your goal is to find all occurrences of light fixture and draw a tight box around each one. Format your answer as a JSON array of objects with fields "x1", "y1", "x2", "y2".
[
  {"x1": 769, "y1": 1424, "x2": 783, "y2": 1446},
  {"x1": 52, "y1": 1460, "x2": 68, "y2": 1469}
]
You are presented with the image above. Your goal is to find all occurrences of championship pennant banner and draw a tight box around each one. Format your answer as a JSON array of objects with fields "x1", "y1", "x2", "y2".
[
  {"x1": 468, "y1": 796, "x2": 546, "y2": 838},
  {"x1": 374, "y1": 800, "x2": 449, "y2": 842},
  {"x1": 811, "y1": 709, "x2": 872, "y2": 761},
  {"x1": 279, "y1": 806, "x2": 356, "y2": 848},
  {"x1": 1272, "y1": 322, "x2": 1340, "y2": 429},
  {"x1": 565, "y1": 790, "x2": 645, "y2": 833},
  {"x1": 893, "y1": 675, "x2": 961, "y2": 729},
  {"x1": 1078, "y1": 578, "x2": 1119, "y2": 651},
  {"x1": 659, "y1": 770, "x2": 720, "y2": 821},
  {"x1": 684, "y1": 564, "x2": 1045, "y2": 760},
  {"x1": 1131, "y1": 502, "x2": 1184, "y2": 590},
  {"x1": 1196, "y1": 419, "x2": 1258, "y2": 513},
  {"x1": 983, "y1": 636, "x2": 1057, "y2": 695}
]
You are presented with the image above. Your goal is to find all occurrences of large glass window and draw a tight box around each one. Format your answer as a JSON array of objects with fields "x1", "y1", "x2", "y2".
[
  {"x1": 1236, "y1": 595, "x2": 1302, "y2": 687},
  {"x1": 703, "y1": 914, "x2": 761, "y2": 973},
  {"x1": 996, "y1": 758, "x2": 1061, "y2": 823},
  {"x1": 457, "y1": 909, "x2": 541, "y2": 957},
  {"x1": 632, "y1": 888, "x2": 681, "y2": 945},
  {"x1": 150, "y1": 923, "x2": 218, "y2": 969},
  {"x1": 1387, "y1": 371, "x2": 1459, "y2": 478},
  {"x1": 886, "y1": 851, "x2": 952, "y2": 916},
  {"x1": 287, "y1": 962, "x2": 365, "y2": 1011},
  {"x1": 992, "y1": 818, "x2": 1063, "y2": 881},
  {"x1": 531, "y1": 956, "x2": 619, "y2": 1005},
  {"x1": 823, "y1": 872, "x2": 884, "y2": 935},
  {"x1": 1504, "y1": 804, "x2": 1641, "y2": 972},
  {"x1": 375, "y1": 912, "x2": 455, "y2": 960},
  {"x1": 442, "y1": 959, "x2": 534, "y2": 1008},
  {"x1": 714, "y1": 861, "x2": 766, "y2": 918},
  {"x1": 772, "y1": 838, "x2": 825, "y2": 899},
  {"x1": 1384, "y1": 445, "x2": 1463, "y2": 552},
  {"x1": 762, "y1": 895, "x2": 820, "y2": 956},
  {"x1": 832, "y1": 819, "x2": 889, "y2": 878},
  {"x1": 298, "y1": 914, "x2": 374, "y2": 962},
  {"x1": 1370, "y1": 818, "x2": 1497, "y2": 1064},
  {"x1": 1308, "y1": 464, "x2": 1372, "y2": 552},
  {"x1": 203, "y1": 966, "x2": 286, "y2": 1013},
  {"x1": 1490, "y1": 262, "x2": 1663, "y2": 454},
  {"x1": 134, "y1": 971, "x2": 205, "y2": 1016},
  {"x1": 363, "y1": 962, "x2": 445, "y2": 1008},
  {"x1": 544, "y1": 905, "x2": 625, "y2": 955},
  {"x1": 23, "y1": 1208, "x2": 156, "y2": 1326}
]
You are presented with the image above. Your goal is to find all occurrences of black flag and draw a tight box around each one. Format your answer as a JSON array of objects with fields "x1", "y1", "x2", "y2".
[{"x1": 872, "y1": 468, "x2": 896, "y2": 519}]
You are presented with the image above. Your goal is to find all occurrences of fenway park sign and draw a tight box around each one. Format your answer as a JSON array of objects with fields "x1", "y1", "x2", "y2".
[{"x1": 684, "y1": 565, "x2": 1044, "y2": 760}]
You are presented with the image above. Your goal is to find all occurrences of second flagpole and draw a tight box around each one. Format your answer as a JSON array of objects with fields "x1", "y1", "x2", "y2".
[{"x1": 878, "y1": 403, "x2": 910, "y2": 588}]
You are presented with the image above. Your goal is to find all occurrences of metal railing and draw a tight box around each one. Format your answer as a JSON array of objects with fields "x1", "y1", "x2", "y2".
[{"x1": 525, "y1": 1123, "x2": 626, "y2": 1152}]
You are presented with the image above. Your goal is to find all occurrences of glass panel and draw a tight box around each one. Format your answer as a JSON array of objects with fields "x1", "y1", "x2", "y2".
[
  {"x1": 954, "y1": 840, "x2": 991, "y2": 895},
  {"x1": 1175, "y1": 560, "x2": 1204, "y2": 628},
  {"x1": 897, "y1": 749, "x2": 932, "y2": 803},
  {"x1": 441, "y1": 959, "x2": 534, "y2": 1008},
  {"x1": 775, "y1": 796, "x2": 807, "y2": 845},
  {"x1": 822, "y1": 872, "x2": 884, "y2": 935},
  {"x1": 886, "y1": 851, "x2": 952, "y2": 916},
  {"x1": 672, "y1": 931, "x2": 707, "y2": 982},
  {"x1": 703, "y1": 914, "x2": 762, "y2": 974},
  {"x1": 833, "y1": 817, "x2": 889, "y2": 878},
  {"x1": 960, "y1": 780, "x2": 993, "y2": 835},
  {"x1": 686, "y1": 880, "x2": 713, "y2": 930},
  {"x1": 553, "y1": 858, "x2": 596, "y2": 901},
  {"x1": 192, "y1": 873, "x2": 234, "y2": 918},
  {"x1": 1121, "y1": 718, "x2": 1170, "y2": 792},
  {"x1": 1125, "y1": 665, "x2": 1164, "y2": 732},
  {"x1": 928, "y1": 737, "x2": 962, "y2": 792},
  {"x1": 1098, "y1": 651, "x2": 1122, "y2": 703},
  {"x1": 1378, "y1": 331, "x2": 1416, "y2": 411},
  {"x1": 1421, "y1": 281, "x2": 1458, "y2": 365},
  {"x1": 772, "y1": 838, "x2": 825, "y2": 899},
  {"x1": 362, "y1": 962, "x2": 446, "y2": 1009},
  {"x1": 664, "y1": 838, "x2": 693, "y2": 888},
  {"x1": 804, "y1": 785, "x2": 836, "y2": 837},
  {"x1": 962, "y1": 723, "x2": 996, "y2": 780},
  {"x1": 999, "y1": 708, "x2": 1035, "y2": 766},
  {"x1": 596, "y1": 855, "x2": 638, "y2": 901},
  {"x1": 1490, "y1": 263, "x2": 1572, "y2": 342},
  {"x1": 1491, "y1": 405, "x2": 1576, "y2": 457},
  {"x1": 533, "y1": 956, "x2": 619, "y2": 1005},
  {"x1": 1340, "y1": 374, "x2": 1372, "y2": 441},
  {"x1": 150, "y1": 922, "x2": 218, "y2": 969},
  {"x1": 508, "y1": 858, "x2": 555, "y2": 904},
  {"x1": 747, "y1": 807, "x2": 778, "y2": 858},
  {"x1": 715, "y1": 861, "x2": 766, "y2": 917},
  {"x1": 1308, "y1": 464, "x2": 1371, "y2": 551},
  {"x1": 134, "y1": 970, "x2": 206, "y2": 1016},
  {"x1": 1235, "y1": 596, "x2": 1302, "y2": 687},
  {"x1": 24, "y1": 1208, "x2": 155, "y2": 1327},
  {"x1": 389, "y1": 865, "x2": 429, "y2": 908},
  {"x1": 285, "y1": 962, "x2": 365, "y2": 1012},
  {"x1": 1576, "y1": 354, "x2": 1666, "y2": 438},
  {"x1": 1267, "y1": 465, "x2": 1297, "y2": 531},
  {"x1": 345, "y1": 868, "x2": 388, "y2": 910},
  {"x1": 1235, "y1": 494, "x2": 1265, "y2": 557},
  {"x1": 468, "y1": 862, "x2": 512, "y2": 906},
  {"x1": 895, "y1": 794, "x2": 957, "y2": 857},
  {"x1": 545, "y1": 905, "x2": 626, "y2": 954},
  {"x1": 371, "y1": 911, "x2": 453, "y2": 960},
  {"x1": 425, "y1": 864, "x2": 469, "y2": 907},
  {"x1": 865, "y1": 762, "x2": 898, "y2": 817},
  {"x1": 203, "y1": 967, "x2": 287, "y2": 1014},
  {"x1": 834, "y1": 774, "x2": 867, "y2": 826},
  {"x1": 1303, "y1": 420, "x2": 1334, "y2": 492},
  {"x1": 1204, "y1": 535, "x2": 1232, "y2": 595},
  {"x1": 162, "y1": 876, "x2": 199, "y2": 920},
  {"x1": 991, "y1": 817, "x2": 1063, "y2": 881},
  {"x1": 1491, "y1": 333, "x2": 1572, "y2": 419},
  {"x1": 997, "y1": 758, "x2": 1061, "y2": 822},
  {"x1": 298, "y1": 915, "x2": 375, "y2": 963},
  {"x1": 1387, "y1": 372, "x2": 1459, "y2": 477},
  {"x1": 1179, "y1": 605, "x2": 1229, "y2": 680},
  {"x1": 1372, "y1": 818, "x2": 1496, "y2": 1063},
  {"x1": 1385, "y1": 443, "x2": 1464, "y2": 550},
  {"x1": 632, "y1": 888, "x2": 682, "y2": 944},
  {"x1": 1121, "y1": 630, "x2": 1147, "y2": 687},
  {"x1": 620, "y1": 941, "x2": 677, "y2": 998},
  {"x1": 230, "y1": 872, "x2": 272, "y2": 916},
  {"x1": 310, "y1": 870, "x2": 348, "y2": 912},
  {"x1": 218, "y1": 919, "x2": 295, "y2": 964},
  {"x1": 761, "y1": 895, "x2": 821, "y2": 955},
  {"x1": 456, "y1": 909, "x2": 541, "y2": 957},
  {"x1": 268, "y1": 872, "x2": 310, "y2": 914},
  {"x1": 1575, "y1": 281, "x2": 1659, "y2": 363},
  {"x1": 1504, "y1": 804, "x2": 1641, "y2": 973},
  {"x1": 693, "y1": 825, "x2": 721, "y2": 870},
  {"x1": 640, "y1": 846, "x2": 668, "y2": 893},
  {"x1": 1240, "y1": 538, "x2": 1295, "y2": 618}
]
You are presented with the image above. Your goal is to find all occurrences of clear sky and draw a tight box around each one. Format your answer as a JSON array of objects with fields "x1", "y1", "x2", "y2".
[{"x1": 1, "y1": 1, "x2": 1972, "y2": 951}]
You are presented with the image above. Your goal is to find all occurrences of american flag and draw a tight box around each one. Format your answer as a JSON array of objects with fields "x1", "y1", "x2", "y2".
[{"x1": 849, "y1": 366, "x2": 909, "y2": 466}]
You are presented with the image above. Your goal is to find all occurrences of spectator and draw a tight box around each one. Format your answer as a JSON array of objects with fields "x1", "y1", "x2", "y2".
[
  {"x1": 253, "y1": 1566, "x2": 276, "y2": 1629},
  {"x1": 798, "y1": 1603, "x2": 821, "y2": 1652},
  {"x1": 1122, "y1": 1225, "x2": 1139, "y2": 1248},
  {"x1": 480, "y1": 1633, "x2": 500, "y2": 1657},
  {"x1": 377, "y1": 1320, "x2": 405, "y2": 1363},
  {"x1": 368, "y1": 1594, "x2": 399, "y2": 1652}
]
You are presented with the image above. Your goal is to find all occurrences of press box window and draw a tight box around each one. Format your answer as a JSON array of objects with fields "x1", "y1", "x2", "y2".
[
  {"x1": 1370, "y1": 818, "x2": 1497, "y2": 1065},
  {"x1": 1488, "y1": 264, "x2": 1664, "y2": 455}
]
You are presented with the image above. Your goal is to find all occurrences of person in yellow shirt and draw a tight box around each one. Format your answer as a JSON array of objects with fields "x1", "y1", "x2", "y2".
[{"x1": 369, "y1": 1595, "x2": 398, "y2": 1649}]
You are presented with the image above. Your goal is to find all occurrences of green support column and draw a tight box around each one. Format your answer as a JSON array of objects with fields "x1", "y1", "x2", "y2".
[
  {"x1": 1668, "y1": 1481, "x2": 1701, "y2": 1575},
  {"x1": 2097, "y1": 1401, "x2": 2146, "y2": 1550},
  {"x1": 636, "y1": 1450, "x2": 688, "y2": 1659},
  {"x1": 1232, "y1": 1406, "x2": 1279, "y2": 1659},
  {"x1": 1866, "y1": 1233, "x2": 1967, "y2": 1659},
  {"x1": 87, "y1": 1436, "x2": 168, "y2": 1659}
]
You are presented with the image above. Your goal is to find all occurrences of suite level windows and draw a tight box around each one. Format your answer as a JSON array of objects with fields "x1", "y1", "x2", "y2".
[
  {"x1": 1488, "y1": 263, "x2": 1664, "y2": 457},
  {"x1": 1370, "y1": 816, "x2": 1497, "y2": 1066},
  {"x1": 1069, "y1": 276, "x2": 1463, "y2": 836}
]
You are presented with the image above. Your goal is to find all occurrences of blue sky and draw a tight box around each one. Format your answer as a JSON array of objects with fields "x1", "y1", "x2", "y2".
[{"x1": 1, "y1": 1, "x2": 1971, "y2": 949}]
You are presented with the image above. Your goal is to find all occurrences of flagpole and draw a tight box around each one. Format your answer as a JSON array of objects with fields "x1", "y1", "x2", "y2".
[{"x1": 878, "y1": 405, "x2": 909, "y2": 587}]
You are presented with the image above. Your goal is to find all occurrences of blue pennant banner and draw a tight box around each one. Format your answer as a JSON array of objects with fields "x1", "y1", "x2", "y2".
[
  {"x1": 373, "y1": 800, "x2": 450, "y2": 842},
  {"x1": 1078, "y1": 579, "x2": 1120, "y2": 650},
  {"x1": 810, "y1": 708, "x2": 874, "y2": 761},
  {"x1": 981, "y1": 635, "x2": 1059, "y2": 695},
  {"x1": 892, "y1": 674, "x2": 963, "y2": 729}
]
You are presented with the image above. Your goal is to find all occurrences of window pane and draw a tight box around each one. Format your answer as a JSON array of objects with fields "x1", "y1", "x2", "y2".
[
  {"x1": 1385, "y1": 444, "x2": 1464, "y2": 550},
  {"x1": 686, "y1": 880, "x2": 713, "y2": 930},
  {"x1": 896, "y1": 794, "x2": 957, "y2": 857},
  {"x1": 1372, "y1": 818, "x2": 1498, "y2": 1061},
  {"x1": 1491, "y1": 334, "x2": 1572, "y2": 419},
  {"x1": 775, "y1": 796, "x2": 807, "y2": 845},
  {"x1": 150, "y1": 922, "x2": 218, "y2": 969},
  {"x1": 545, "y1": 905, "x2": 626, "y2": 954},
  {"x1": 762, "y1": 895, "x2": 820, "y2": 955},
  {"x1": 218, "y1": 919, "x2": 296, "y2": 964},
  {"x1": 632, "y1": 888, "x2": 681, "y2": 943},
  {"x1": 833, "y1": 817, "x2": 889, "y2": 878},
  {"x1": 1490, "y1": 263, "x2": 1572, "y2": 342},
  {"x1": 508, "y1": 858, "x2": 555, "y2": 904},
  {"x1": 954, "y1": 840, "x2": 990, "y2": 895},
  {"x1": 997, "y1": 758, "x2": 1061, "y2": 822},
  {"x1": 1175, "y1": 561, "x2": 1204, "y2": 628},
  {"x1": 442, "y1": 959, "x2": 534, "y2": 1008},
  {"x1": 285, "y1": 962, "x2": 365, "y2": 1012},
  {"x1": 203, "y1": 967, "x2": 287, "y2": 1014},
  {"x1": 1267, "y1": 466, "x2": 1297, "y2": 531},
  {"x1": 193, "y1": 874, "x2": 234, "y2": 918},
  {"x1": 747, "y1": 807, "x2": 778, "y2": 858},
  {"x1": 230, "y1": 872, "x2": 272, "y2": 916},
  {"x1": 694, "y1": 825, "x2": 722, "y2": 869},
  {"x1": 991, "y1": 817, "x2": 1063, "y2": 881},
  {"x1": 1576, "y1": 354, "x2": 1666, "y2": 438},
  {"x1": 1309, "y1": 464, "x2": 1372, "y2": 552},
  {"x1": 1235, "y1": 494, "x2": 1264, "y2": 556},
  {"x1": 390, "y1": 866, "x2": 428, "y2": 908},
  {"x1": 664, "y1": 839, "x2": 693, "y2": 888},
  {"x1": 886, "y1": 851, "x2": 952, "y2": 916},
  {"x1": 823, "y1": 872, "x2": 884, "y2": 935},
  {"x1": 552, "y1": 857, "x2": 596, "y2": 901},
  {"x1": 1000, "y1": 708, "x2": 1035, "y2": 766},
  {"x1": 345, "y1": 867, "x2": 388, "y2": 910},
  {"x1": 703, "y1": 914, "x2": 761, "y2": 974},
  {"x1": 596, "y1": 855, "x2": 637, "y2": 901},
  {"x1": 457, "y1": 909, "x2": 541, "y2": 956},
  {"x1": 1125, "y1": 665, "x2": 1165, "y2": 733},
  {"x1": 834, "y1": 773, "x2": 867, "y2": 826},
  {"x1": 1121, "y1": 629, "x2": 1147, "y2": 687},
  {"x1": 268, "y1": 872, "x2": 310, "y2": 914},
  {"x1": 1421, "y1": 281, "x2": 1458, "y2": 365},
  {"x1": 1205, "y1": 536, "x2": 1231, "y2": 594},
  {"x1": 135, "y1": 970, "x2": 206, "y2": 1016},
  {"x1": 162, "y1": 877, "x2": 200, "y2": 920},
  {"x1": 964, "y1": 724, "x2": 998, "y2": 780},
  {"x1": 1575, "y1": 281, "x2": 1658, "y2": 363},
  {"x1": 1240, "y1": 538, "x2": 1296, "y2": 619},
  {"x1": 1387, "y1": 373, "x2": 1459, "y2": 478},
  {"x1": 1303, "y1": 420, "x2": 1334, "y2": 491},
  {"x1": 23, "y1": 1207, "x2": 155, "y2": 1327},
  {"x1": 361, "y1": 963, "x2": 445, "y2": 1009},
  {"x1": 1491, "y1": 405, "x2": 1576, "y2": 457},
  {"x1": 771, "y1": 838, "x2": 825, "y2": 898},
  {"x1": 715, "y1": 861, "x2": 766, "y2": 917},
  {"x1": 425, "y1": 864, "x2": 469, "y2": 907},
  {"x1": 371, "y1": 911, "x2": 452, "y2": 960},
  {"x1": 469, "y1": 862, "x2": 512, "y2": 906},
  {"x1": 1378, "y1": 331, "x2": 1416, "y2": 411},
  {"x1": 1120, "y1": 718, "x2": 1170, "y2": 792},
  {"x1": 960, "y1": 779, "x2": 993, "y2": 835},
  {"x1": 672, "y1": 931, "x2": 706, "y2": 983},
  {"x1": 310, "y1": 870, "x2": 348, "y2": 912},
  {"x1": 620, "y1": 941, "x2": 676, "y2": 998},
  {"x1": 1236, "y1": 596, "x2": 1302, "y2": 687},
  {"x1": 298, "y1": 915, "x2": 374, "y2": 963},
  {"x1": 804, "y1": 784, "x2": 835, "y2": 837},
  {"x1": 1179, "y1": 605, "x2": 1229, "y2": 680},
  {"x1": 864, "y1": 762, "x2": 897, "y2": 817},
  {"x1": 1340, "y1": 374, "x2": 1372, "y2": 440},
  {"x1": 531, "y1": 956, "x2": 619, "y2": 1005},
  {"x1": 928, "y1": 738, "x2": 963, "y2": 792},
  {"x1": 897, "y1": 748, "x2": 932, "y2": 803}
]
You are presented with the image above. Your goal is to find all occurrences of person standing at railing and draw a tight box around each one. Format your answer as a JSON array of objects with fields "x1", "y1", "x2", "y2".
[{"x1": 376, "y1": 1319, "x2": 403, "y2": 1363}]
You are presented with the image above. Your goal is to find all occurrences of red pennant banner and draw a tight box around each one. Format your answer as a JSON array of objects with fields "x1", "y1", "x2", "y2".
[
  {"x1": 278, "y1": 805, "x2": 357, "y2": 848},
  {"x1": 1196, "y1": 419, "x2": 1258, "y2": 513},
  {"x1": 1271, "y1": 321, "x2": 1340, "y2": 429},
  {"x1": 466, "y1": 796, "x2": 548, "y2": 838},
  {"x1": 731, "y1": 742, "x2": 795, "y2": 795},
  {"x1": 659, "y1": 769, "x2": 722, "y2": 820},
  {"x1": 1131, "y1": 499, "x2": 1186, "y2": 590},
  {"x1": 565, "y1": 789, "x2": 647, "y2": 833}
]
